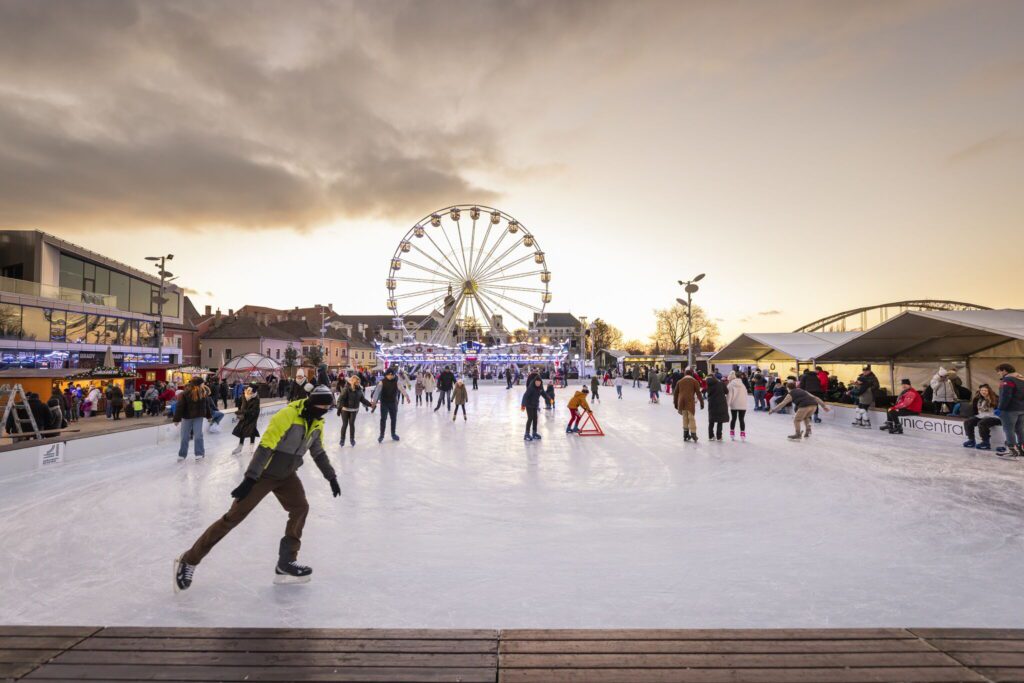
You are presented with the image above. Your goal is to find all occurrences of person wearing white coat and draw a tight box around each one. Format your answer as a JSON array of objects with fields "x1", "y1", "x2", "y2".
[
  {"x1": 421, "y1": 372, "x2": 436, "y2": 406},
  {"x1": 726, "y1": 371, "x2": 750, "y2": 440},
  {"x1": 930, "y1": 368, "x2": 958, "y2": 414}
]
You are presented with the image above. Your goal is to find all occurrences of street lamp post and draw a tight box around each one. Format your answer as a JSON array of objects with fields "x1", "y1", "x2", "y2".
[
  {"x1": 676, "y1": 273, "x2": 705, "y2": 371},
  {"x1": 578, "y1": 315, "x2": 588, "y2": 378},
  {"x1": 145, "y1": 254, "x2": 175, "y2": 367}
]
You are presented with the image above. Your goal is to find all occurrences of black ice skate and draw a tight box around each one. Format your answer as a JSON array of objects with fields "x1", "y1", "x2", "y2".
[
  {"x1": 173, "y1": 555, "x2": 195, "y2": 592},
  {"x1": 275, "y1": 559, "x2": 313, "y2": 584}
]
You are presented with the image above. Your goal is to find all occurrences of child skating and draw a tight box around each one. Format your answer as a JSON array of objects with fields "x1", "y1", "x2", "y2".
[
  {"x1": 566, "y1": 387, "x2": 592, "y2": 433},
  {"x1": 590, "y1": 375, "x2": 600, "y2": 401},
  {"x1": 614, "y1": 373, "x2": 624, "y2": 399},
  {"x1": 174, "y1": 385, "x2": 341, "y2": 591},
  {"x1": 544, "y1": 381, "x2": 555, "y2": 410},
  {"x1": 452, "y1": 379, "x2": 468, "y2": 421}
]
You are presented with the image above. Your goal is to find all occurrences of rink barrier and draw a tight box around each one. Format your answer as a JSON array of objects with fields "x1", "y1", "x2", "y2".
[
  {"x1": 820, "y1": 402, "x2": 1006, "y2": 447},
  {"x1": 0, "y1": 401, "x2": 287, "y2": 480}
]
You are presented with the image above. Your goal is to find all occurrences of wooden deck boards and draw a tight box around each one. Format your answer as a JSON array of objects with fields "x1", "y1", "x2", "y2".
[{"x1": 2, "y1": 626, "x2": 1020, "y2": 682}]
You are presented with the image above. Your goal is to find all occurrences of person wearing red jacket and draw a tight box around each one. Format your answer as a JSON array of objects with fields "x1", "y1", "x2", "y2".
[{"x1": 883, "y1": 379, "x2": 922, "y2": 434}]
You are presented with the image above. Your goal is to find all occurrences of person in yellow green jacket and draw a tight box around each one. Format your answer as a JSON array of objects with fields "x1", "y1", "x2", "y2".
[
  {"x1": 566, "y1": 387, "x2": 592, "y2": 433},
  {"x1": 174, "y1": 386, "x2": 340, "y2": 591}
]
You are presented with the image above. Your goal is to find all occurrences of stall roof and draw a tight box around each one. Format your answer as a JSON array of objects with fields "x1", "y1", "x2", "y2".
[
  {"x1": 711, "y1": 332, "x2": 861, "y2": 363},
  {"x1": 817, "y1": 309, "x2": 1024, "y2": 362}
]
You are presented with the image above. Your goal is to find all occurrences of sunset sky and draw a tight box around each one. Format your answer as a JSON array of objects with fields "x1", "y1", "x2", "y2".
[{"x1": 1, "y1": 0, "x2": 1021, "y2": 343}]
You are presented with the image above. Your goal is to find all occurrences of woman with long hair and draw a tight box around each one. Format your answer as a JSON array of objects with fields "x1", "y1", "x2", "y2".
[{"x1": 231, "y1": 385, "x2": 261, "y2": 455}]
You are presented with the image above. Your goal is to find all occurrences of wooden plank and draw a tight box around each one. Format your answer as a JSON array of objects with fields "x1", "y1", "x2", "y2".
[
  {"x1": 500, "y1": 639, "x2": 934, "y2": 654},
  {"x1": 974, "y1": 668, "x2": 1024, "y2": 682},
  {"x1": 501, "y1": 629, "x2": 913, "y2": 641},
  {"x1": 927, "y1": 639, "x2": 1024, "y2": 653},
  {"x1": 0, "y1": 636, "x2": 87, "y2": 650},
  {"x1": 0, "y1": 649, "x2": 62, "y2": 663},
  {"x1": 53, "y1": 649, "x2": 497, "y2": 667},
  {"x1": 498, "y1": 667, "x2": 988, "y2": 682},
  {"x1": 948, "y1": 652, "x2": 1024, "y2": 667},
  {"x1": 25, "y1": 663, "x2": 497, "y2": 681},
  {"x1": 911, "y1": 628, "x2": 1024, "y2": 640},
  {"x1": 0, "y1": 627, "x2": 99, "y2": 638},
  {"x1": 72, "y1": 636, "x2": 497, "y2": 653},
  {"x1": 498, "y1": 652, "x2": 962, "y2": 668},
  {"x1": 96, "y1": 627, "x2": 497, "y2": 640},
  {"x1": 0, "y1": 661, "x2": 44, "y2": 679}
]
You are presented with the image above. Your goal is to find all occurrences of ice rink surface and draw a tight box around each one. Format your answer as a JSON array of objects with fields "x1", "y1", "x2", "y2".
[{"x1": 1, "y1": 384, "x2": 1021, "y2": 628}]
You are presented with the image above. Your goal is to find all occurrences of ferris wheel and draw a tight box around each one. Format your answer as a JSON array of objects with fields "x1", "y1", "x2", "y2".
[{"x1": 386, "y1": 205, "x2": 551, "y2": 345}]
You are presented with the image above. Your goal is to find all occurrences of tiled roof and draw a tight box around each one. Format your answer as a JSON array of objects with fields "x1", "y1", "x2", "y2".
[
  {"x1": 535, "y1": 312, "x2": 581, "y2": 328},
  {"x1": 201, "y1": 317, "x2": 302, "y2": 341}
]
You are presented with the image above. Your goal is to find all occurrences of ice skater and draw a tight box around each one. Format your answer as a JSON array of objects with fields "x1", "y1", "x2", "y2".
[
  {"x1": 373, "y1": 368, "x2": 409, "y2": 442},
  {"x1": 422, "y1": 371, "x2": 436, "y2": 407},
  {"x1": 452, "y1": 378, "x2": 468, "y2": 421},
  {"x1": 850, "y1": 379, "x2": 873, "y2": 428},
  {"x1": 434, "y1": 366, "x2": 455, "y2": 412},
  {"x1": 648, "y1": 369, "x2": 661, "y2": 404},
  {"x1": 174, "y1": 376, "x2": 211, "y2": 460},
  {"x1": 231, "y1": 384, "x2": 261, "y2": 455},
  {"x1": 673, "y1": 370, "x2": 704, "y2": 442},
  {"x1": 705, "y1": 374, "x2": 729, "y2": 441},
  {"x1": 590, "y1": 375, "x2": 600, "y2": 401},
  {"x1": 522, "y1": 376, "x2": 544, "y2": 441},
  {"x1": 414, "y1": 373, "x2": 424, "y2": 406},
  {"x1": 544, "y1": 381, "x2": 556, "y2": 410},
  {"x1": 614, "y1": 373, "x2": 624, "y2": 399},
  {"x1": 174, "y1": 385, "x2": 341, "y2": 591},
  {"x1": 337, "y1": 374, "x2": 372, "y2": 446},
  {"x1": 769, "y1": 380, "x2": 830, "y2": 440},
  {"x1": 566, "y1": 387, "x2": 592, "y2": 433},
  {"x1": 726, "y1": 371, "x2": 749, "y2": 440}
]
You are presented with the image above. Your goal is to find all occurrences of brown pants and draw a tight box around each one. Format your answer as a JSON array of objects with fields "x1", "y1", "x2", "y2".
[
  {"x1": 182, "y1": 473, "x2": 308, "y2": 565},
  {"x1": 680, "y1": 410, "x2": 697, "y2": 431},
  {"x1": 794, "y1": 405, "x2": 817, "y2": 435}
]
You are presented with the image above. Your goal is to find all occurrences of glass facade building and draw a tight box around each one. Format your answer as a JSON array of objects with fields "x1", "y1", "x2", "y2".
[{"x1": 0, "y1": 231, "x2": 184, "y2": 370}]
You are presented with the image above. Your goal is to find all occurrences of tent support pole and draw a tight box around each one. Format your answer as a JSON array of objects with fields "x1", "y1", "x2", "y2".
[
  {"x1": 964, "y1": 357, "x2": 972, "y2": 392},
  {"x1": 888, "y1": 360, "x2": 896, "y2": 395}
]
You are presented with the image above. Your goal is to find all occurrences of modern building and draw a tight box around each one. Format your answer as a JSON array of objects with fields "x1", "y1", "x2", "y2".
[{"x1": 0, "y1": 230, "x2": 186, "y2": 370}]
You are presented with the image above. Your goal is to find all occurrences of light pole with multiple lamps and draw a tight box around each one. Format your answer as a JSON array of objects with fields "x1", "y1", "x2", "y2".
[
  {"x1": 676, "y1": 273, "x2": 705, "y2": 371},
  {"x1": 145, "y1": 254, "x2": 175, "y2": 366}
]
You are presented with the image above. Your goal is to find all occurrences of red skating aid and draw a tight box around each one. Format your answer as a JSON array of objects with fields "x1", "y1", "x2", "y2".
[{"x1": 576, "y1": 412, "x2": 604, "y2": 436}]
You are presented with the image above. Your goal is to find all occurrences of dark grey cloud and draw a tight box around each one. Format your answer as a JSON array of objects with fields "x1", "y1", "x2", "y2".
[{"x1": 758, "y1": 309, "x2": 783, "y2": 316}]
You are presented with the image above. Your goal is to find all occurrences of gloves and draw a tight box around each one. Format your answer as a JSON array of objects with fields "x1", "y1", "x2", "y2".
[
  {"x1": 329, "y1": 477, "x2": 341, "y2": 498},
  {"x1": 231, "y1": 477, "x2": 257, "y2": 500},
  {"x1": 995, "y1": 409, "x2": 1001, "y2": 416}
]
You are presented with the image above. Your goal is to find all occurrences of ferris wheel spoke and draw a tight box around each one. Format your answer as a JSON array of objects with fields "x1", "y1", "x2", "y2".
[
  {"x1": 437, "y1": 221, "x2": 467, "y2": 279},
  {"x1": 471, "y1": 219, "x2": 496, "y2": 279},
  {"x1": 476, "y1": 290, "x2": 533, "y2": 329},
  {"x1": 470, "y1": 226, "x2": 510, "y2": 281},
  {"x1": 482, "y1": 288, "x2": 543, "y2": 313},
  {"x1": 392, "y1": 285, "x2": 452, "y2": 301},
  {"x1": 433, "y1": 291, "x2": 465, "y2": 344},
  {"x1": 408, "y1": 244, "x2": 462, "y2": 282},
  {"x1": 478, "y1": 269, "x2": 545, "y2": 284},
  {"x1": 420, "y1": 231, "x2": 465, "y2": 280},
  {"x1": 398, "y1": 291, "x2": 450, "y2": 318},
  {"x1": 489, "y1": 285, "x2": 547, "y2": 294},
  {"x1": 455, "y1": 219, "x2": 471, "y2": 278},
  {"x1": 477, "y1": 248, "x2": 534, "y2": 282},
  {"x1": 467, "y1": 217, "x2": 478, "y2": 277},
  {"x1": 471, "y1": 294, "x2": 501, "y2": 333},
  {"x1": 394, "y1": 276, "x2": 455, "y2": 285},
  {"x1": 401, "y1": 260, "x2": 459, "y2": 283},
  {"x1": 474, "y1": 237, "x2": 525, "y2": 282}
]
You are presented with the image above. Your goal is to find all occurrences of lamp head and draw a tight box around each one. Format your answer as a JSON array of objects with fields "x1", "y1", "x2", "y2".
[{"x1": 693, "y1": 273, "x2": 705, "y2": 282}]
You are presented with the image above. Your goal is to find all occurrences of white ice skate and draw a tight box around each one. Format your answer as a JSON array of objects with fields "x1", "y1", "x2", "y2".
[
  {"x1": 230, "y1": 444, "x2": 243, "y2": 455},
  {"x1": 274, "y1": 560, "x2": 312, "y2": 585},
  {"x1": 246, "y1": 443, "x2": 255, "y2": 455}
]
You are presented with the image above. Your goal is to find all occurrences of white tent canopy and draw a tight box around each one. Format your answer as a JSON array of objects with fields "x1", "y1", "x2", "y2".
[
  {"x1": 817, "y1": 309, "x2": 1024, "y2": 362},
  {"x1": 711, "y1": 332, "x2": 862, "y2": 363}
]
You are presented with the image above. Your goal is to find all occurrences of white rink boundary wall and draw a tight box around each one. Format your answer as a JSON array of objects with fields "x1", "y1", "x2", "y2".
[
  {"x1": 819, "y1": 402, "x2": 1006, "y2": 447},
  {"x1": 0, "y1": 402, "x2": 285, "y2": 480}
]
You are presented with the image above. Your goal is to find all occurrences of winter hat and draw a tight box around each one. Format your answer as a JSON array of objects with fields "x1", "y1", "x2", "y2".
[
  {"x1": 307, "y1": 385, "x2": 334, "y2": 407},
  {"x1": 384, "y1": 368, "x2": 395, "y2": 377},
  {"x1": 938, "y1": 367, "x2": 947, "y2": 377},
  {"x1": 581, "y1": 387, "x2": 589, "y2": 393},
  {"x1": 901, "y1": 378, "x2": 912, "y2": 386}
]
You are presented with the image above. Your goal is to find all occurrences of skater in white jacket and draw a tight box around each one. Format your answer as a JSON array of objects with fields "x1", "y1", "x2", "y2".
[{"x1": 726, "y1": 371, "x2": 750, "y2": 440}]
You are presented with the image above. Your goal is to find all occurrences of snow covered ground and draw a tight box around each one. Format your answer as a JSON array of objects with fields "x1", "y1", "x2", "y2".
[{"x1": 1, "y1": 383, "x2": 1021, "y2": 628}]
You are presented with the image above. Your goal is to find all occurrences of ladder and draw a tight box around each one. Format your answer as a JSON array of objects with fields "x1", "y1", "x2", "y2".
[{"x1": 0, "y1": 384, "x2": 42, "y2": 441}]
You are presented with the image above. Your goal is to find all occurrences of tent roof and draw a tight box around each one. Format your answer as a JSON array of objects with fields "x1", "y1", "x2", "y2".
[
  {"x1": 817, "y1": 309, "x2": 1024, "y2": 362},
  {"x1": 712, "y1": 332, "x2": 861, "y2": 363}
]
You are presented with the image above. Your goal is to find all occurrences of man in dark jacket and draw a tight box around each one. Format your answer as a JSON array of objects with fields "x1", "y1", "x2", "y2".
[
  {"x1": 521, "y1": 376, "x2": 544, "y2": 441},
  {"x1": 218, "y1": 379, "x2": 229, "y2": 409},
  {"x1": 374, "y1": 368, "x2": 405, "y2": 442},
  {"x1": 174, "y1": 377, "x2": 212, "y2": 460},
  {"x1": 434, "y1": 366, "x2": 455, "y2": 412},
  {"x1": 175, "y1": 386, "x2": 340, "y2": 591},
  {"x1": 800, "y1": 368, "x2": 824, "y2": 423},
  {"x1": 996, "y1": 363, "x2": 1024, "y2": 456}
]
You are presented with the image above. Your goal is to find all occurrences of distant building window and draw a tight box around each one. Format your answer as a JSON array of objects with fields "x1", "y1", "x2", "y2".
[{"x1": 208, "y1": 348, "x2": 212, "y2": 359}]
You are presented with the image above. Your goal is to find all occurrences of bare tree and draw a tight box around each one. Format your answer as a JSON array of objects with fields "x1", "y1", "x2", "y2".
[
  {"x1": 651, "y1": 304, "x2": 720, "y2": 354},
  {"x1": 590, "y1": 318, "x2": 623, "y2": 353}
]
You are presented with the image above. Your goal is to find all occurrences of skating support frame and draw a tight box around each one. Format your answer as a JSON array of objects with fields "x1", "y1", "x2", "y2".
[{"x1": 576, "y1": 412, "x2": 604, "y2": 436}]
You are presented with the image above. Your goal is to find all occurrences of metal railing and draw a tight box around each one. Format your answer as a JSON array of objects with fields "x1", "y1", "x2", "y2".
[{"x1": 0, "y1": 275, "x2": 118, "y2": 308}]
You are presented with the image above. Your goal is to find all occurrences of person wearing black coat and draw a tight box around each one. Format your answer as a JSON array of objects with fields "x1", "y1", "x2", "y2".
[
  {"x1": 218, "y1": 380, "x2": 229, "y2": 409},
  {"x1": 336, "y1": 376, "x2": 371, "y2": 446},
  {"x1": 705, "y1": 375, "x2": 730, "y2": 441},
  {"x1": 108, "y1": 384, "x2": 124, "y2": 420},
  {"x1": 521, "y1": 377, "x2": 544, "y2": 441},
  {"x1": 231, "y1": 385, "x2": 261, "y2": 454},
  {"x1": 434, "y1": 367, "x2": 455, "y2": 412}
]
